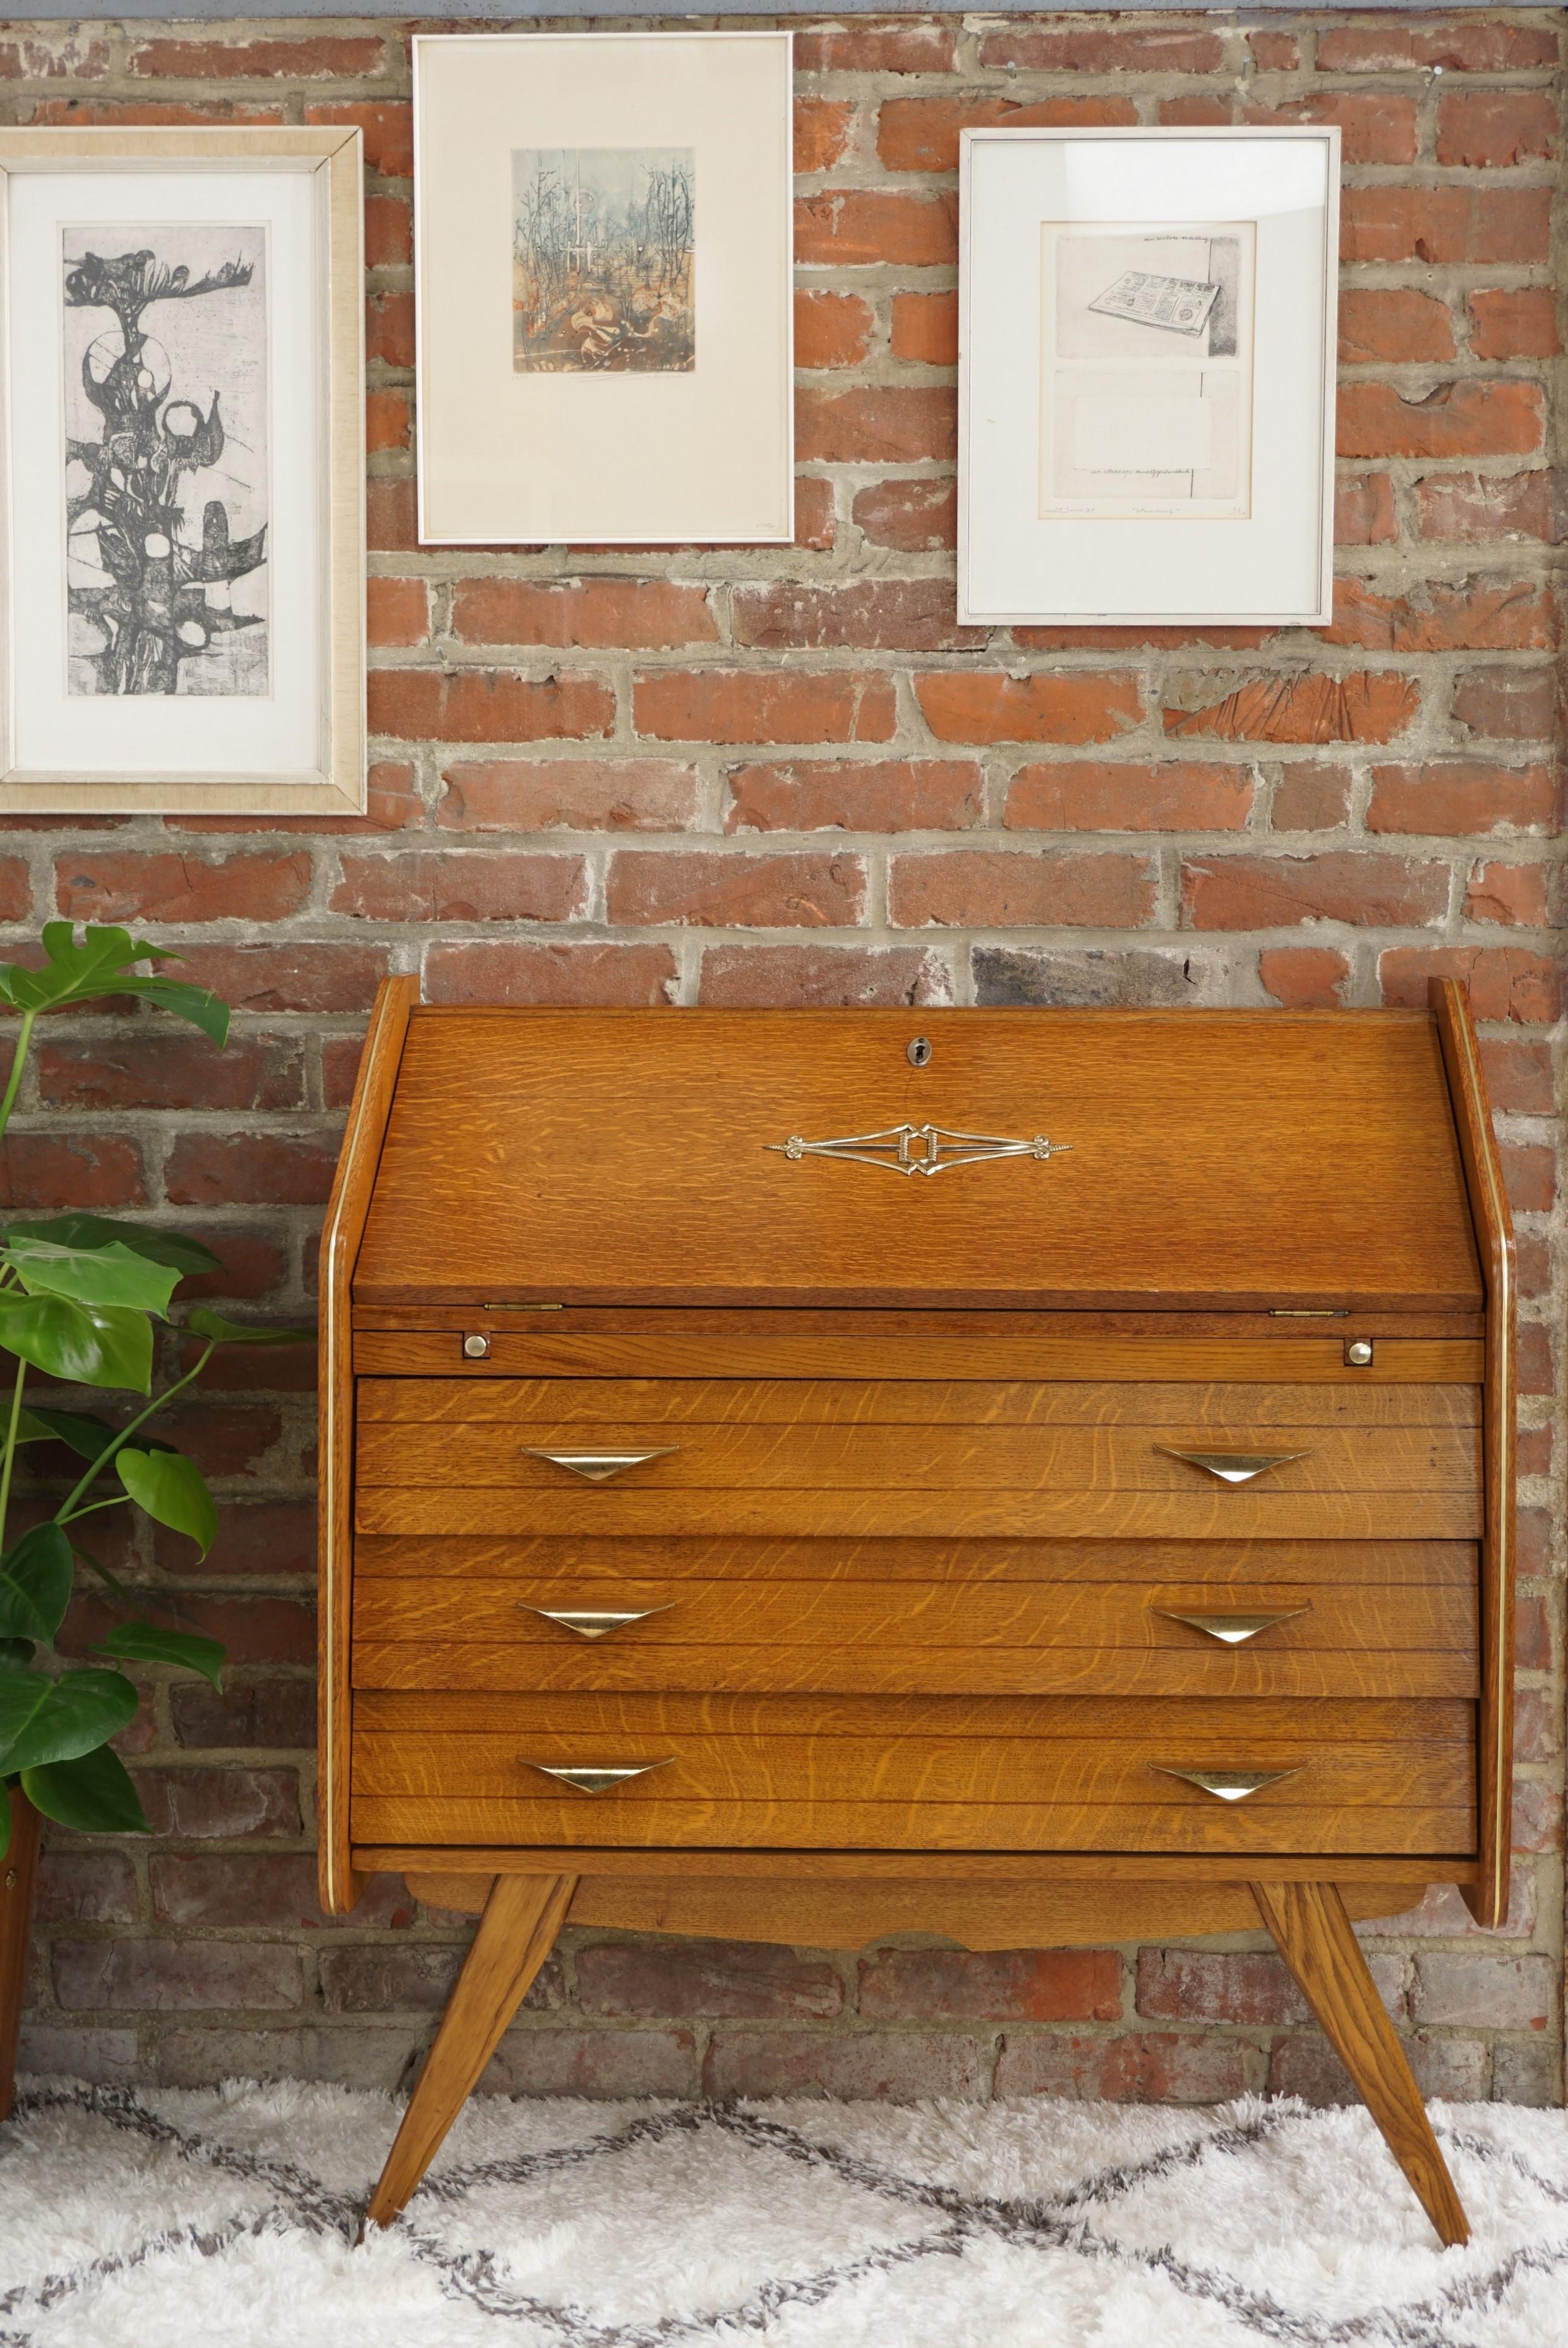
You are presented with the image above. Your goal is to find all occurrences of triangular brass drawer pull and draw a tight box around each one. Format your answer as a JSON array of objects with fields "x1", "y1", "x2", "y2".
[
  {"x1": 1154, "y1": 1446, "x2": 1312, "y2": 1484},
  {"x1": 519, "y1": 1447, "x2": 678, "y2": 1483},
  {"x1": 1153, "y1": 1605, "x2": 1312, "y2": 1646},
  {"x1": 521, "y1": 1760, "x2": 673, "y2": 1797},
  {"x1": 519, "y1": 1604, "x2": 672, "y2": 1641},
  {"x1": 1150, "y1": 1766, "x2": 1301, "y2": 1803}
]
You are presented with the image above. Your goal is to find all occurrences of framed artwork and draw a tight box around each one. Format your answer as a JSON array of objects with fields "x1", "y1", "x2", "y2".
[
  {"x1": 0, "y1": 127, "x2": 365, "y2": 817},
  {"x1": 960, "y1": 128, "x2": 1340, "y2": 628},
  {"x1": 413, "y1": 32, "x2": 794, "y2": 545}
]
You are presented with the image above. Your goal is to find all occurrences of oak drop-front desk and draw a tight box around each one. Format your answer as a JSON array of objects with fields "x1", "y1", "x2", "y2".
[{"x1": 320, "y1": 985, "x2": 1512, "y2": 2244}]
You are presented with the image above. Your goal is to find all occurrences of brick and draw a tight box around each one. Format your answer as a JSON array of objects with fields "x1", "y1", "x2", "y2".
[
  {"x1": 366, "y1": 475, "x2": 418, "y2": 555},
  {"x1": 369, "y1": 670, "x2": 615, "y2": 745},
  {"x1": 35, "y1": 1851, "x2": 138, "y2": 1925},
  {"x1": 26, "y1": 99, "x2": 284, "y2": 129},
  {"x1": 424, "y1": 942, "x2": 676, "y2": 1008},
  {"x1": 1517, "y1": 1509, "x2": 1553, "y2": 1579},
  {"x1": 16, "y1": 2026, "x2": 138, "y2": 2085},
  {"x1": 860, "y1": 1946, "x2": 1121, "y2": 2022},
  {"x1": 1411, "y1": 1953, "x2": 1553, "y2": 2030},
  {"x1": 1159, "y1": 98, "x2": 1234, "y2": 128},
  {"x1": 995, "y1": 2030, "x2": 1248, "y2": 2102},
  {"x1": 793, "y1": 478, "x2": 838, "y2": 555},
  {"x1": 1165, "y1": 673, "x2": 1420, "y2": 746},
  {"x1": 1183, "y1": 852, "x2": 1447, "y2": 930},
  {"x1": 795, "y1": 290, "x2": 873, "y2": 371},
  {"x1": 852, "y1": 478, "x2": 956, "y2": 553},
  {"x1": 1480, "y1": 1039, "x2": 1556, "y2": 1115},
  {"x1": 1273, "y1": 763, "x2": 1353, "y2": 831},
  {"x1": 1260, "y1": 946, "x2": 1351, "y2": 1010},
  {"x1": 1325, "y1": 576, "x2": 1555, "y2": 654},
  {"x1": 54, "y1": 850, "x2": 311, "y2": 925},
  {"x1": 438, "y1": 759, "x2": 701, "y2": 834},
  {"x1": 0, "y1": 858, "x2": 32, "y2": 918},
  {"x1": 1469, "y1": 287, "x2": 1561, "y2": 363},
  {"x1": 330, "y1": 851, "x2": 587, "y2": 924},
  {"x1": 1368, "y1": 762, "x2": 1559, "y2": 836},
  {"x1": 1438, "y1": 90, "x2": 1557, "y2": 169},
  {"x1": 579, "y1": 1937, "x2": 843, "y2": 2020},
  {"x1": 1514, "y1": 1777, "x2": 1564, "y2": 1852},
  {"x1": 0, "y1": 34, "x2": 109, "y2": 79},
  {"x1": 698, "y1": 943, "x2": 951, "y2": 1008},
  {"x1": 1501, "y1": 1140, "x2": 1557, "y2": 1212},
  {"x1": 1245, "y1": 92, "x2": 1418, "y2": 166},
  {"x1": 150, "y1": 1855, "x2": 410, "y2": 1932},
  {"x1": 704, "y1": 2029, "x2": 980, "y2": 2102},
  {"x1": 890, "y1": 291, "x2": 957, "y2": 367},
  {"x1": 1341, "y1": 188, "x2": 1552, "y2": 267},
  {"x1": 795, "y1": 24, "x2": 956, "y2": 73},
  {"x1": 878, "y1": 94, "x2": 1136, "y2": 174},
  {"x1": 1318, "y1": 25, "x2": 1559, "y2": 73},
  {"x1": 797, "y1": 385, "x2": 955, "y2": 464},
  {"x1": 606, "y1": 850, "x2": 866, "y2": 929},
  {"x1": 0, "y1": 1131, "x2": 145, "y2": 1210},
  {"x1": 1005, "y1": 761, "x2": 1252, "y2": 833},
  {"x1": 1378, "y1": 947, "x2": 1560, "y2": 1023},
  {"x1": 170, "y1": 760, "x2": 424, "y2": 838},
  {"x1": 732, "y1": 580, "x2": 980, "y2": 653},
  {"x1": 1338, "y1": 380, "x2": 1545, "y2": 462},
  {"x1": 164, "y1": 945, "x2": 387, "y2": 1014},
  {"x1": 150, "y1": 2025, "x2": 414, "y2": 2092},
  {"x1": 1516, "y1": 1688, "x2": 1562, "y2": 1764},
  {"x1": 974, "y1": 946, "x2": 1207, "y2": 1009},
  {"x1": 890, "y1": 850, "x2": 1154, "y2": 930},
  {"x1": 450, "y1": 578, "x2": 716, "y2": 650},
  {"x1": 727, "y1": 759, "x2": 980, "y2": 833},
  {"x1": 53, "y1": 1937, "x2": 301, "y2": 2013},
  {"x1": 303, "y1": 100, "x2": 411, "y2": 178},
  {"x1": 1452, "y1": 668, "x2": 1559, "y2": 740},
  {"x1": 1363, "y1": 1868, "x2": 1536, "y2": 1941},
  {"x1": 364, "y1": 193, "x2": 412, "y2": 271},
  {"x1": 1337, "y1": 289, "x2": 1454, "y2": 366},
  {"x1": 1493, "y1": 2042, "x2": 1562, "y2": 2107},
  {"x1": 1270, "y1": 2030, "x2": 1488, "y2": 2105},
  {"x1": 366, "y1": 576, "x2": 428, "y2": 649},
  {"x1": 917, "y1": 671, "x2": 1142, "y2": 747},
  {"x1": 1416, "y1": 471, "x2": 1562, "y2": 545},
  {"x1": 165, "y1": 1131, "x2": 339, "y2": 1208},
  {"x1": 1246, "y1": 32, "x2": 1300, "y2": 71},
  {"x1": 37, "y1": 1034, "x2": 305, "y2": 1114},
  {"x1": 319, "y1": 1944, "x2": 561, "y2": 2014},
  {"x1": 156, "y1": 1500, "x2": 315, "y2": 1581},
  {"x1": 1517, "y1": 1322, "x2": 1557, "y2": 1395},
  {"x1": 1335, "y1": 474, "x2": 1397, "y2": 547},
  {"x1": 128, "y1": 35, "x2": 385, "y2": 78},
  {"x1": 170, "y1": 1680, "x2": 315, "y2": 1752},
  {"x1": 794, "y1": 95, "x2": 853, "y2": 174},
  {"x1": 1138, "y1": 1946, "x2": 1402, "y2": 2028},
  {"x1": 634, "y1": 670, "x2": 896, "y2": 745},
  {"x1": 131, "y1": 1766, "x2": 301, "y2": 1839},
  {"x1": 795, "y1": 190, "x2": 958, "y2": 268},
  {"x1": 485, "y1": 2029, "x2": 696, "y2": 2099},
  {"x1": 979, "y1": 27, "x2": 1224, "y2": 73},
  {"x1": 365, "y1": 288, "x2": 413, "y2": 370},
  {"x1": 367, "y1": 385, "x2": 409, "y2": 454}
]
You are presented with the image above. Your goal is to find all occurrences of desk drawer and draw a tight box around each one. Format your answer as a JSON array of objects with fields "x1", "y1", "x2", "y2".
[
  {"x1": 349, "y1": 1691, "x2": 1476, "y2": 1856},
  {"x1": 350, "y1": 1572, "x2": 1477, "y2": 1699}
]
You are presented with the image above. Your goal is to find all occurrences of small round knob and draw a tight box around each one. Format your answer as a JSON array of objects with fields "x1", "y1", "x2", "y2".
[
  {"x1": 461, "y1": 1334, "x2": 491, "y2": 1361},
  {"x1": 1345, "y1": 1340, "x2": 1373, "y2": 1368}
]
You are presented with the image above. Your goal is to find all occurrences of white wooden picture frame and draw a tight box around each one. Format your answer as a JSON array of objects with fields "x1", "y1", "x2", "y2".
[
  {"x1": 0, "y1": 127, "x2": 365, "y2": 817},
  {"x1": 413, "y1": 30, "x2": 795, "y2": 546},
  {"x1": 960, "y1": 127, "x2": 1341, "y2": 629}
]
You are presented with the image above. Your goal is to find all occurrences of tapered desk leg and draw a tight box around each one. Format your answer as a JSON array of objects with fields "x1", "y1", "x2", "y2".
[
  {"x1": 1250, "y1": 1880, "x2": 1469, "y2": 2248},
  {"x1": 365, "y1": 1871, "x2": 578, "y2": 2232}
]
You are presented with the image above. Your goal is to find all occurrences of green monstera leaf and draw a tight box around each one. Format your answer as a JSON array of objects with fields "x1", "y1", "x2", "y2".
[
  {"x1": 4, "y1": 1215, "x2": 222, "y2": 1280},
  {"x1": 92, "y1": 1620, "x2": 224, "y2": 1689},
  {"x1": 21, "y1": 1743, "x2": 149, "y2": 1835},
  {"x1": 0, "y1": 1524, "x2": 73, "y2": 1645},
  {"x1": 0, "y1": 1291, "x2": 152, "y2": 1392},
  {"x1": 0, "y1": 1666, "x2": 136, "y2": 1775},
  {"x1": 1, "y1": 1235, "x2": 180, "y2": 1316},
  {"x1": 115, "y1": 1450, "x2": 217, "y2": 1558},
  {"x1": 0, "y1": 924, "x2": 227, "y2": 1045},
  {"x1": 186, "y1": 1308, "x2": 317, "y2": 1347}
]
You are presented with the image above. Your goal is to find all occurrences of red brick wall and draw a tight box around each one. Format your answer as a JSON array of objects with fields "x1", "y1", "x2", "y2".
[{"x1": 12, "y1": 13, "x2": 1565, "y2": 2109}]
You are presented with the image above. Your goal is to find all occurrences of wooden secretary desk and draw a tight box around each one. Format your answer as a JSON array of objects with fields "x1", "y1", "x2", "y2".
[{"x1": 320, "y1": 985, "x2": 1512, "y2": 2245}]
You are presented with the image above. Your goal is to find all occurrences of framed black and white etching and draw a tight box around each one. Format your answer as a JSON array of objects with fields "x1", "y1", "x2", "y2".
[
  {"x1": 960, "y1": 128, "x2": 1340, "y2": 627},
  {"x1": 413, "y1": 32, "x2": 793, "y2": 545},
  {"x1": 0, "y1": 128, "x2": 365, "y2": 815}
]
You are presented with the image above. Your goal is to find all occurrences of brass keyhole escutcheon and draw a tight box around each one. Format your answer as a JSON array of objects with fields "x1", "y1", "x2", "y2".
[{"x1": 907, "y1": 1037, "x2": 932, "y2": 1068}]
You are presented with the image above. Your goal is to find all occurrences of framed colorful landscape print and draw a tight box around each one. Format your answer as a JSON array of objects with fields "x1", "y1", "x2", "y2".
[
  {"x1": 959, "y1": 128, "x2": 1340, "y2": 628},
  {"x1": 413, "y1": 32, "x2": 794, "y2": 545},
  {"x1": 0, "y1": 127, "x2": 365, "y2": 816}
]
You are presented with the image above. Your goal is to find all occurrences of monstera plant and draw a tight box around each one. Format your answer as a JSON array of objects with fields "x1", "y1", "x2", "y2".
[{"x1": 0, "y1": 924, "x2": 310, "y2": 1851}]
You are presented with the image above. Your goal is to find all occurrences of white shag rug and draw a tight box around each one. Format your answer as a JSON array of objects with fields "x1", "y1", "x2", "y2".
[{"x1": 2, "y1": 2080, "x2": 1567, "y2": 2346}]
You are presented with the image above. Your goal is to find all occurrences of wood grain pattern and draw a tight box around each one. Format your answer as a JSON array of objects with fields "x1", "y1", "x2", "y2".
[
  {"x1": 1431, "y1": 979, "x2": 1516, "y2": 1930},
  {"x1": 317, "y1": 973, "x2": 418, "y2": 1916},
  {"x1": 1251, "y1": 1879, "x2": 1469, "y2": 2246},
  {"x1": 351, "y1": 1009, "x2": 1483, "y2": 1312},
  {"x1": 363, "y1": 1844, "x2": 1476, "y2": 1889},
  {"x1": 364, "y1": 1871, "x2": 577, "y2": 2231},
  {"x1": 352, "y1": 1330, "x2": 1484, "y2": 1385}
]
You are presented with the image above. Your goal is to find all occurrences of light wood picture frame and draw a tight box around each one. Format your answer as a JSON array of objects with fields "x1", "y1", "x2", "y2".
[
  {"x1": 960, "y1": 126, "x2": 1341, "y2": 629},
  {"x1": 0, "y1": 127, "x2": 366, "y2": 816},
  {"x1": 413, "y1": 31, "x2": 795, "y2": 546}
]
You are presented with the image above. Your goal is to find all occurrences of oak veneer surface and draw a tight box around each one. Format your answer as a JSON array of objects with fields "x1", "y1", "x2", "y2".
[{"x1": 351, "y1": 1009, "x2": 1482, "y2": 1313}]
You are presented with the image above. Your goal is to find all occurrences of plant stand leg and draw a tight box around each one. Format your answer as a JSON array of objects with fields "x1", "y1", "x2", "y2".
[
  {"x1": 1250, "y1": 1879, "x2": 1469, "y2": 2248},
  {"x1": 364, "y1": 1871, "x2": 578, "y2": 2233},
  {"x1": 0, "y1": 1790, "x2": 42, "y2": 2124}
]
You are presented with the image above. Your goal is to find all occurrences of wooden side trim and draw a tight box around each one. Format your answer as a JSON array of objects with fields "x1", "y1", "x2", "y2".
[
  {"x1": 318, "y1": 975, "x2": 419, "y2": 1914},
  {"x1": 353, "y1": 1844, "x2": 1474, "y2": 1889},
  {"x1": 1430, "y1": 978, "x2": 1515, "y2": 1927}
]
